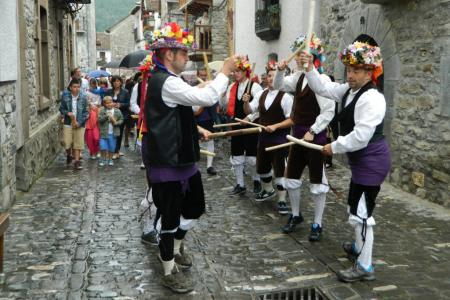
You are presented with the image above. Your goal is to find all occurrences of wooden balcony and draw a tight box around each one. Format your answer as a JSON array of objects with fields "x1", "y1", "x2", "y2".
[
  {"x1": 189, "y1": 24, "x2": 212, "y2": 61},
  {"x1": 179, "y1": 0, "x2": 212, "y2": 15}
]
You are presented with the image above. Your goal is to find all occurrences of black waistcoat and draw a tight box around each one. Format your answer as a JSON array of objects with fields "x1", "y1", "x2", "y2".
[
  {"x1": 234, "y1": 81, "x2": 254, "y2": 119},
  {"x1": 145, "y1": 70, "x2": 200, "y2": 167},
  {"x1": 337, "y1": 82, "x2": 384, "y2": 143}
]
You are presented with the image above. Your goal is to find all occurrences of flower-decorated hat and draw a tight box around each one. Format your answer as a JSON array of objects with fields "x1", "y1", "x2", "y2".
[
  {"x1": 235, "y1": 56, "x2": 252, "y2": 78},
  {"x1": 146, "y1": 22, "x2": 195, "y2": 51},
  {"x1": 138, "y1": 52, "x2": 154, "y2": 73},
  {"x1": 339, "y1": 41, "x2": 382, "y2": 69},
  {"x1": 291, "y1": 33, "x2": 326, "y2": 73},
  {"x1": 265, "y1": 60, "x2": 277, "y2": 73}
]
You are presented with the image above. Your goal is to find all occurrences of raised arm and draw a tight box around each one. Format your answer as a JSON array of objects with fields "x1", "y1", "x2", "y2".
[
  {"x1": 332, "y1": 89, "x2": 386, "y2": 154},
  {"x1": 273, "y1": 69, "x2": 301, "y2": 92},
  {"x1": 309, "y1": 75, "x2": 336, "y2": 134},
  {"x1": 162, "y1": 73, "x2": 229, "y2": 107},
  {"x1": 305, "y1": 69, "x2": 349, "y2": 102}
]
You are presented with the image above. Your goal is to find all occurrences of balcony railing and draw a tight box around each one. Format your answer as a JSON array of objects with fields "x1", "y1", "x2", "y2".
[
  {"x1": 255, "y1": 4, "x2": 281, "y2": 41},
  {"x1": 194, "y1": 24, "x2": 212, "y2": 52}
]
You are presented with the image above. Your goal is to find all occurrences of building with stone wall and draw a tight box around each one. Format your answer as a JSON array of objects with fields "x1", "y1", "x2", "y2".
[
  {"x1": 0, "y1": 0, "x2": 92, "y2": 211},
  {"x1": 318, "y1": 0, "x2": 450, "y2": 207},
  {"x1": 75, "y1": 1, "x2": 98, "y2": 72},
  {"x1": 105, "y1": 15, "x2": 137, "y2": 63}
]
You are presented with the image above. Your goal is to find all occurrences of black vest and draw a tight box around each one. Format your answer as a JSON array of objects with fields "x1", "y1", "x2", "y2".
[
  {"x1": 234, "y1": 81, "x2": 254, "y2": 119},
  {"x1": 145, "y1": 70, "x2": 200, "y2": 167},
  {"x1": 337, "y1": 82, "x2": 384, "y2": 143},
  {"x1": 137, "y1": 81, "x2": 143, "y2": 108}
]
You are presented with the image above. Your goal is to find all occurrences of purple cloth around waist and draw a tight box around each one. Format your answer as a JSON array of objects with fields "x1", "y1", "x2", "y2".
[
  {"x1": 149, "y1": 165, "x2": 198, "y2": 193},
  {"x1": 258, "y1": 130, "x2": 288, "y2": 145},
  {"x1": 293, "y1": 124, "x2": 327, "y2": 145},
  {"x1": 347, "y1": 138, "x2": 391, "y2": 186},
  {"x1": 196, "y1": 109, "x2": 211, "y2": 122}
]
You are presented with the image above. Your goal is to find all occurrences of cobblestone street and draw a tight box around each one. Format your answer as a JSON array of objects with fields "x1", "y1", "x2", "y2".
[{"x1": 0, "y1": 141, "x2": 449, "y2": 299}]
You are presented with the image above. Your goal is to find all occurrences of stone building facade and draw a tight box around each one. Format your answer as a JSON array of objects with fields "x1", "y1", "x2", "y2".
[
  {"x1": 0, "y1": 0, "x2": 93, "y2": 211},
  {"x1": 106, "y1": 15, "x2": 137, "y2": 63},
  {"x1": 75, "y1": 1, "x2": 97, "y2": 72},
  {"x1": 318, "y1": 0, "x2": 450, "y2": 207},
  {"x1": 211, "y1": 0, "x2": 228, "y2": 61}
]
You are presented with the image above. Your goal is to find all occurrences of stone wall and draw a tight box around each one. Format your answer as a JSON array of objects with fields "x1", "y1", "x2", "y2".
[
  {"x1": 319, "y1": 0, "x2": 450, "y2": 207},
  {"x1": 109, "y1": 15, "x2": 136, "y2": 62},
  {"x1": 0, "y1": 82, "x2": 17, "y2": 210},
  {"x1": 211, "y1": 0, "x2": 228, "y2": 61}
]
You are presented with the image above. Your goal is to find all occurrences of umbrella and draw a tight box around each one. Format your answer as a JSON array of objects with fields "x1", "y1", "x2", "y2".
[
  {"x1": 104, "y1": 60, "x2": 121, "y2": 69},
  {"x1": 88, "y1": 69, "x2": 110, "y2": 78},
  {"x1": 119, "y1": 50, "x2": 152, "y2": 68}
]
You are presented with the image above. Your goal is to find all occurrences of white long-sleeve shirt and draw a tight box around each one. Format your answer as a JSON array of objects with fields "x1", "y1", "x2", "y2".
[
  {"x1": 305, "y1": 68, "x2": 386, "y2": 154},
  {"x1": 222, "y1": 79, "x2": 262, "y2": 121},
  {"x1": 248, "y1": 89, "x2": 293, "y2": 119},
  {"x1": 273, "y1": 69, "x2": 335, "y2": 134},
  {"x1": 130, "y1": 83, "x2": 140, "y2": 114},
  {"x1": 162, "y1": 71, "x2": 229, "y2": 108}
]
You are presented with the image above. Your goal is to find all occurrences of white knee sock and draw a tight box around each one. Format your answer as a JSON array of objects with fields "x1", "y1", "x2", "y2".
[
  {"x1": 262, "y1": 180, "x2": 273, "y2": 192},
  {"x1": 174, "y1": 239, "x2": 182, "y2": 255},
  {"x1": 206, "y1": 141, "x2": 214, "y2": 168},
  {"x1": 234, "y1": 164, "x2": 245, "y2": 187},
  {"x1": 162, "y1": 259, "x2": 175, "y2": 276},
  {"x1": 287, "y1": 188, "x2": 301, "y2": 216},
  {"x1": 312, "y1": 193, "x2": 326, "y2": 227},
  {"x1": 277, "y1": 190, "x2": 286, "y2": 203},
  {"x1": 355, "y1": 224, "x2": 374, "y2": 270}
]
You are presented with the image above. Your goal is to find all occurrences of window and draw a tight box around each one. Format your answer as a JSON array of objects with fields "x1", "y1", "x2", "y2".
[{"x1": 35, "y1": 0, "x2": 51, "y2": 110}]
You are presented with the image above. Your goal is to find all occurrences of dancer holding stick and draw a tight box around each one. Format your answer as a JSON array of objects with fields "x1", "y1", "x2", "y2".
[
  {"x1": 144, "y1": 22, "x2": 240, "y2": 293},
  {"x1": 274, "y1": 33, "x2": 335, "y2": 240},
  {"x1": 222, "y1": 57, "x2": 263, "y2": 196},
  {"x1": 300, "y1": 37, "x2": 389, "y2": 282},
  {"x1": 242, "y1": 61, "x2": 293, "y2": 214}
]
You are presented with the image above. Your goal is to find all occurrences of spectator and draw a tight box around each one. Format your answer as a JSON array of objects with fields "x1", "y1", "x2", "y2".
[
  {"x1": 59, "y1": 78, "x2": 89, "y2": 170},
  {"x1": 70, "y1": 67, "x2": 89, "y2": 93},
  {"x1": 98, "y1": 96, "x2": 124, "y2": 166},
  {"x1": 85, "y1": 78, "x2": 101, "y2": 159},
  {"x1": 105, "y1": 76, "x2": 130, "y2": 158}
]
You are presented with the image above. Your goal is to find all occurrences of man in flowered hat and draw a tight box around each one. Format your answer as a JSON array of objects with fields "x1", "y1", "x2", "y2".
[
  {"x1": 274, "y1": 34, "x2": 335, "y2": 239},
  {"x1": 144, "y1": 22, "x2": 238, "y2": 293},
  {"x1": 300, "y1": 39, "x2": 390, "y2": 282},
  {"x1": 242, "y1": 61, "x2": 293, "y2": 213},
  {"x1": 222, "y1": 57, "x2": 263, "y2": 196}
]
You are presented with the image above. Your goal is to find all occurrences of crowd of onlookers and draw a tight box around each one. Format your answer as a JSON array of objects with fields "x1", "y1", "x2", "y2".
[{"x1": 59, "y1": 67, "x2": 142, "y2": 170}]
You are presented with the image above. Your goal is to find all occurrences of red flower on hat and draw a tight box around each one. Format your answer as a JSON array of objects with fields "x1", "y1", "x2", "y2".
[{"x1": 170, "y1": 22, "x2": 180, "y2": 33}]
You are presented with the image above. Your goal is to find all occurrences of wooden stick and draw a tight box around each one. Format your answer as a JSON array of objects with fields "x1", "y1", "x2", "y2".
[
  {"x1": 202, "y1": 52, "x2": 212, "y2": 80},
  {"x1": 208, "y1": 127, "x2": 262, "y2": 139},
  {"x1": 286, "y1": 44, "x2": 305, "y2": 64},
  {"x1": 200, "y1": 149, "x2": 215, "y2": 157},
  {"x1": 286, "y1": 135, "x2": 323, "y2": 151},
  {"x1": 234, "y1": 117, "x2": 267, "y2": 130},
  {"x1": 196, "y1": 76, "x2": 205, "y2": 84},
  {"x1": 265, "y1": 142, "x2": 295, "y2": 152},
  {"x1": 244, "y1": 63, "x2": 256, "y2": 94},
  {"x1": 303, "y1": 0, "x2": 317, "y2": 68},
  {"x1": 213, "y1": 122, "x2": 241, "y2": 128}
]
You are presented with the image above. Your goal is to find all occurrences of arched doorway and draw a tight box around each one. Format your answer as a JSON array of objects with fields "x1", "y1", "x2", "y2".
[{"x1": 333, "y1": 5, "x2": 400, "y2": 144}]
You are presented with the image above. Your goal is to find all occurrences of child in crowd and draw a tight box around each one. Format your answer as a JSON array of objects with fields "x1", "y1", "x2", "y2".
[
  {"x1": 98, "y1": 96, "x2": 123, "y2": 166},
  {"x1": 85, "y1": 78, "x2": 102, "y2": 159}
]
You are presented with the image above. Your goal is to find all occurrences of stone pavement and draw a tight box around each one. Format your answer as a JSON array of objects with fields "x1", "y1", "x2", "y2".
[{"x1": 0, "y1": 141, "x2": 449, "y2": 299}]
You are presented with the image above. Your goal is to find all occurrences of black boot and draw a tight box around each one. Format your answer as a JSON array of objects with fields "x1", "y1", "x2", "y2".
[{"x1": 282, "y1": 213, "x2": 304, "y2": 234}]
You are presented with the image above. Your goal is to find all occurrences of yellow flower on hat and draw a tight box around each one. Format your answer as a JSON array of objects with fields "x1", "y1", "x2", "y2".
[
  {"x1": 182, "y1": 38, "x2": 187, "y2": 44},
  {"x1": 175, "y1": 30, "x2": 183, "y2": 39},
  {"x1": 187, "y1": 35, "x2": 194, "y2": 43},
  {"x1": 167, "y1": 31, "x2": 174, "y2": 38}
]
